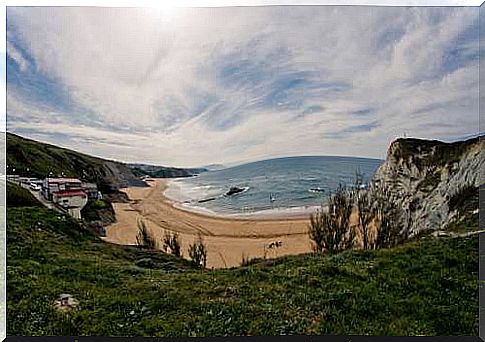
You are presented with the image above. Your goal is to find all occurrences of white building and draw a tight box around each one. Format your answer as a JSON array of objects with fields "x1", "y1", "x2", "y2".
[
  {"x1": 52, "y1": 190, "x2": 88, "y2": 219},
  {"x1": 42, "y1": 178, "x2": 89, "y2": 219}
]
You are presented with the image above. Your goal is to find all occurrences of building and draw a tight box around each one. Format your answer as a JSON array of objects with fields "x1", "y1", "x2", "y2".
[
  {"x1": 42, "y1": 178, "x2": 83, "y2": 201},
  {"x1": 81, "y1": 182, "x2": 101, "y2": 200},
  {"x1": 42, "y1": 178, "x2": 89, "y2": 219},
  {"x1": 52, "y1": 189, "x2": 88, "y2": 219}
]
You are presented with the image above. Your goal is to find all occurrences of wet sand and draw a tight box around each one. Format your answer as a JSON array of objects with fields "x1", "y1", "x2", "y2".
[{"x1": 104, "y1": 178, "x2": 316, "y2": 268}]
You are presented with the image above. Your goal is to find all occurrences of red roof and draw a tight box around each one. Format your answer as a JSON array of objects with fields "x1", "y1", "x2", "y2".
[
  {"x1": 47, "y1": 178, "x2": 82, "y2": 184},
  {"x1": 53, "y1": 190, "x2": 87, "y2": 198}
]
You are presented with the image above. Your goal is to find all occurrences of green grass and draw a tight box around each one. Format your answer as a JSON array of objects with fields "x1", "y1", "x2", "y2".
[
  {"x1": 7, "y1": 206, "x2": 478, "y2": 337},
  {"x1": 7, "y1": 182, "x2": 43, "y2": 208},
  {"x1": 446, "y1": 212, "x2": 479, "y2": 234}
]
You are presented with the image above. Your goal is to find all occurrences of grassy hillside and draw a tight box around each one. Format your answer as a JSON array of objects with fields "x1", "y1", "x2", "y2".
[
  {"x1": 7, "y1": 205, "x2": 478, "y2": 336},
  {"x1": 6, "y1": 132, "x2": 146, "y2": 191},
  {"x1": 6, "y1": 133, "x2": 207, "y2": 191},
  {"x1": 7, "y1": 182, "x2": 43, "y2": 208}
]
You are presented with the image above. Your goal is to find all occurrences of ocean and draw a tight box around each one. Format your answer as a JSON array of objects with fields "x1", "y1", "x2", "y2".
[{"x1": 164, "y1": 156, "x2": 383, "y2": 218}]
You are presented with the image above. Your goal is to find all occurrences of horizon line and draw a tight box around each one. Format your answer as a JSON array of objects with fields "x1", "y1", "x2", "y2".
[{"x1": 5, "y1": 130, "x2": 481, "y2": 170}]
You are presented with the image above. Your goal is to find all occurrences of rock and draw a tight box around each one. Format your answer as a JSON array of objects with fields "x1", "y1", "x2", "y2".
[
  {"x1": 54, "y1": 294, "x2": 79, "y2": 311},
  {"x1": 225, "y1": 186, "x2": 246, "y2": 196},
  {"x1": 373, "y1": 137, "x2": 483, "y2": 236}
]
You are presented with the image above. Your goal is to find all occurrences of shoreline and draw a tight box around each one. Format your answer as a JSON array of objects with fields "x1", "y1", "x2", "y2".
[
  {"x1": 161, "y1": 178, "x2": 322, "y2": 221},
  {"x1": 104, "y1": 178, "x2": 315, "y2": 268}
]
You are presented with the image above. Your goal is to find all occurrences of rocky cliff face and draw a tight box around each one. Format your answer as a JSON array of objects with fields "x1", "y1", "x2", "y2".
[{"x1": 373, "y1": 136, "x2": 483, "y2": 235}]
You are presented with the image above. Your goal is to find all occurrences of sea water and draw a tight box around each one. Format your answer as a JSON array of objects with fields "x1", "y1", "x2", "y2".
[{"x1": 164, "y1": 156, "x2": 383, "y2": 218}]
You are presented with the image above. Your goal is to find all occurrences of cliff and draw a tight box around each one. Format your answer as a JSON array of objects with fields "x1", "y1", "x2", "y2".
[
  {"x1": 373, "y1": 136, "x2": 483, "y2": 235},
  {"x1": 127, "y1": 163, "x2": 207, "y2": 178}
]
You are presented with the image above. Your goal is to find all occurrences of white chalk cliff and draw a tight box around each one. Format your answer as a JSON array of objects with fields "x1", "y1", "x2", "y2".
[{"x1": 373, "y1": 137, "x2": 483, "y2": 235}]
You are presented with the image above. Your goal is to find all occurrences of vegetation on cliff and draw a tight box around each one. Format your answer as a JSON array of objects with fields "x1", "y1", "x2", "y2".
[{"x1": 390, "y1": 136, "x2": 480, "y2": 171}]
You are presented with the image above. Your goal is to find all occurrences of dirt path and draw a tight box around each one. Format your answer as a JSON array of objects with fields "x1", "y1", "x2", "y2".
[{"x1": 104, "y1": 179, "x2": 315, "y2": 268}]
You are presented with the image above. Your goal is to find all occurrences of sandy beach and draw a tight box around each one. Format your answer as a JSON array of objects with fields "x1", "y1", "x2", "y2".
[{"x1": 104, "y1": 178, "x2": 316, "y2": 268}]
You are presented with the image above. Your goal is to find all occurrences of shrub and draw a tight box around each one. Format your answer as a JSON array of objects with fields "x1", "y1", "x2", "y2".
[
  {"x1": 370, "y1": 184, "x2": 404, "y2": 249},
  {"x1": 135, "y1": 219, "x2": 157, "y2": 249},
  {"x1": 308, "y1": 185, "x2": 355, "y2": 254},
  {"x1": 188, "y1": 234, "x2": 207, "y2": 268},
  {"x1": 162, "y1": 230, "x2": 182, "y2": 257},
  {"x1": 356, "y1": 189, "x2": 374, "y2": 250},
  {"x1": 92, "y1": 199, "x2": 108, "y2": 209}
]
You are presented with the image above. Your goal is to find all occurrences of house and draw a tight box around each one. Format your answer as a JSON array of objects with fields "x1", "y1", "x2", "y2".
[
  {"x1": 81, "y1": 182, "x2": 101, "y2": 200},
  {"x1": 42, "y1": 178, "x2": 83, "y2": 201},
  {"x1": 41, "y1": 177, "x2": 90, "y2": 219},
  {"x1": 52, "y1": 189, "x2": 88, "y2": 219}
]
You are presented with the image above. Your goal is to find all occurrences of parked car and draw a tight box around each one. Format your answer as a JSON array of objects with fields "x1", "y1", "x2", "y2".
[{"x1": 30, "y1": 183, "x2": 41, "y2": 191}]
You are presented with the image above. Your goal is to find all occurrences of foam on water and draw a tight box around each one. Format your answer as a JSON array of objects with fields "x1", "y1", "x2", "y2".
[{"x1": 164, "y1": 156, "x2": 383, "y2": 218}]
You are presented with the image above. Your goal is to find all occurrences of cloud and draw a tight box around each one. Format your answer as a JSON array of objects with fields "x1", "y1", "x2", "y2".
[
  {"x1": 6, "y1": 41, "x2": 29, "y2": 72},
  {"x1": 6, "y1": 6, "x2": 480, "y2": 167}
]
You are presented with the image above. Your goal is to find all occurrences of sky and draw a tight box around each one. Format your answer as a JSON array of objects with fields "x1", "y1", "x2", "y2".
[{"x1": 5, "y1": 5, "x2": 481, "y2": 167}]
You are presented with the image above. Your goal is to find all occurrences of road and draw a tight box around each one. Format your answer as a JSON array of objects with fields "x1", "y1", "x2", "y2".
[{"x1": 19, "y1": 182, "x2": 67, "y2": 214}]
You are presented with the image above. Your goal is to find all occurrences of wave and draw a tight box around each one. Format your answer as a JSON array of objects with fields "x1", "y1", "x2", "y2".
[
  {"x1": 173, "y1": 201, "x2": 323, "y2": 219},
  {"x1": 308, "y1": 187, "x2": 326, "y2": 193},
  {"x1": 164, "y1": 155, "x2": 382, "y2": 217},
  {"x1": 228, "y1": 204, "x2": 323, "y2": 219}
]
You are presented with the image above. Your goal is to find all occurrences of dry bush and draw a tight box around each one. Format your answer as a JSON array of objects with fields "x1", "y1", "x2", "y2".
[
  {"x1": 162, "y1": 230, "x2": 182, "y2": 257},
  {"x1": 188, "y1": 234, "x2": 208, "y2": 268},
  {"x1": 308, "y1": 185, "x2": 355, "y2": 254},
  {"x1": 136, "y1": 219, "x2": 157, "y2": 249}
]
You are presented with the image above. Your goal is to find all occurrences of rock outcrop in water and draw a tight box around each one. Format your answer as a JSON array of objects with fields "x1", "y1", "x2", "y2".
[
  {"x1": 373, "y1": 136, "x2": 483, "y2": 236},
  {"x1": 225, "y1": 186, "x2": 246, "y2": 196}
]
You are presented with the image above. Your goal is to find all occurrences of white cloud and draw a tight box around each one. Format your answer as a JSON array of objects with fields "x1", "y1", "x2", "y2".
[
  {"x1": 6, "y1": 6, "x2": 480, "y2": 167},
  {"x1": 6, "y1": 41, "x2": 28, "y2": 72}
]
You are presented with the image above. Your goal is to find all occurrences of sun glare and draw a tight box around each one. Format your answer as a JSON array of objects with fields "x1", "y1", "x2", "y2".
[{"x1": 148, "y1": 2, "x2": 180, "y2": 22}]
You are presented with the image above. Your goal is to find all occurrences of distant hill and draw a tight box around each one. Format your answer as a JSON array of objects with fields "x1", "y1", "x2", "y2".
[
  {"x1": 201, "y1": 163, "x2": 226, "y2": 171},
  {"x1": 6, "y1": 132, "x2": 209, "y2": 192},
  {"x1": 127, "y1": 163, "x2": 207, "y2": 178}
]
